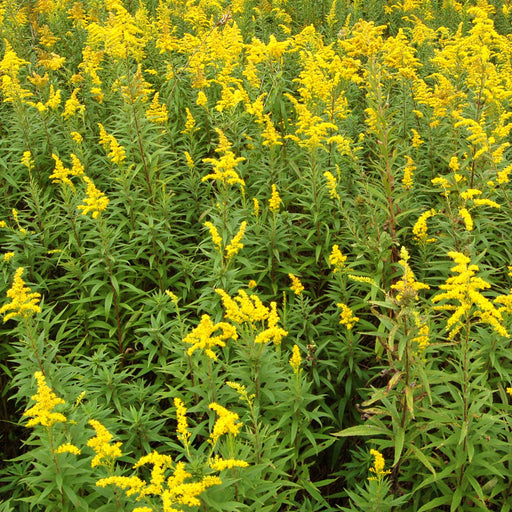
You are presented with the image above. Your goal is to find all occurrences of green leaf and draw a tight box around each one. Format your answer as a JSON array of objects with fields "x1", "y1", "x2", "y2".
[{"x1": 332, "y1": 425, "x2": 388, "y2": 437}]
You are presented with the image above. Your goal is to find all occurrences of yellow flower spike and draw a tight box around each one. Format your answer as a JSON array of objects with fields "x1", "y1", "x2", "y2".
[
  {"x1": 55, "y1": 443, "x2": 81, "y2": 455},
  {"x1": 432, "y1": 252, "x2": 508, "y2": 340},
  {"x1": 209, "y1": 402, "x2": 243, "y2": 446},
  {"x1": 412, "y1": 209, "x2": 437, "y2": 244},
  {"x1": 174, "y1": 398, "x2": 191, "y2": 449},
  {"x1": 289, "y1": 274, "x2": 304, "y2": 295},
  {"x1": 225, "y1": 221, "x2": 247, "y2": 259},
  {"x1": 391, "y1": 246, "x2": 430, "y2": 305},
  {"x1": 337, "y1": 303, "x2": 359, "y2": 330},
  {"x1": 368, "y1": 449, "x2": 391, "y2": 482},
  {"x1": 50, "y1": 154, "x2": 74, "y2": 188},
  {"x1": 183, "y1": 314, "x2": 238, "y2": 360},
  {"x1": 269, "y1": 184, "x2": 281, "y2": 213},
  {"x1": 4, "y1": 252, "x2": 15, "y2": 262},
  {"x1": 0, "y1": 267, "x2": 41, "y2": 322},
  {"x1": 77, "y1": 176, "x2": 109, "y2": 219},
  {"x1": 87, "y1": 419, "x2": 123, "y2": 468},
  {"x1": 402, "y1": 155, "x2": 415, "y2": 190},
  {"x1": 329, "y1": 244, "x2": 347, "y2": 272},
  {"x1": 62, "y1": 88, "x2": 84, "y2": 120},
  {"x1": 289, "y1": 344, "x2": 302, "y2": 374},
  {"x1": 323, "y1": 171, "x2": 340, "y2": 200},
  {"x1": 146, "y1": 92, "x2": 168, "y2": 125},
  {"x1": 24, "y1": 371, "x2": 66, "y2": 427},
  {"x1": 507, "y1": 388, "x2": 512, "y2": 397},
  {"x1": 458, "y1": 208, "x2": 473, "y2": 231},
  {"x1": 204, "y1": 221, "x2": 223, "y2": 253},
  {"x1": 21, "y1": 151, "x2": 34, "y2": 169},
  {"x1": 252, "y1": 197, "x2": 260, "y2": 217},
  {"x1": 209, "y1": 455, "x2": 249, "y2": 471}
]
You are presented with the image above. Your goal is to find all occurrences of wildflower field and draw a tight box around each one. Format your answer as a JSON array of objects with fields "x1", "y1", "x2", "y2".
[{"x1": 4, "y1": 0, "x2": 512, "y2": 509}]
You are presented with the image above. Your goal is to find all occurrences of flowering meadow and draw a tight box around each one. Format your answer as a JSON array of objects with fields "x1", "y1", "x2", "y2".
[{"x1": 3, "y1": 0, "x2": 512, "y2": 510}]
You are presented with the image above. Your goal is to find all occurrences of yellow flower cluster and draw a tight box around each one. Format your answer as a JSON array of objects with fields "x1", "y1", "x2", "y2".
[
  {"x1": 391, "y1": 247, "x2": 430, "y2": 305},
  {"x1": 0, "y1": 267, "x2": 41, "y2": 322},
  {"x1": 87, "y1": 419, "x2": 123, "y2": 468},
  {"x1": 215, "y1": 289, "x2": 288, "y2": 345},
  {"x1": 329, "y1": 244, "x2": 347, "y2": 272},
  {"x1": 209, "y1": 402, "x2": 243, "y2": 445},
  {"x1": 323, "y1": 171, "x2": 341, "y2": 200},
  {"x1": 209, "y1": 455, "x2": 249, "y2": 471},
  {"x1": 24, "y1": 371, "x2": 66, "y2": 427},
  {"x1": 225, "y1": 221, "x2": 247, "y2": 259},
  {"x1": 98, "y1": 123, "x2": 126, "y2": 164},
  {"x1": 183, "y1": 314, "x2": 238, "y2": 360},
  {"x1": 289, "y1": 274, "x2": 304, "y2": 295},
  {"x1": 289, "y1": 344, "x2": 302, "y2": 374},
  {"x1": 145, "y1": 92, "x2": 168, "y2": 125},
  {"x1": 77, "y1": 176, "x2": 109, "y2": 219},
  {"x1": 50, "y1": 153, "x2": 85, "y2": 189},
  {"x1": 368, "y1": 449, "x2": 391, "y2": 482},
  {"x1": 432, "y1": 252, "x2": 508, "y2": 339},
  {"x1": 412, "y1": 209, "x2": 437, "y2": 244},
  {"x1": 174, "y1": 397, "x2": 191, "y2": 449},
  {"x1": 337, "y1": 303, "x2": 359, "y2": 330},
  {"x1": 202, "y1": 129, "x2": 245, "y2": 189},
  {"x1": 269, "y1": 184, "x2": 282, "y2": 213}
]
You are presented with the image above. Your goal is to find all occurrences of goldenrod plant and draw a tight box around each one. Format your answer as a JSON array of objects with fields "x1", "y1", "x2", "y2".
[{"x1": 4, "y1": 0, "x2": 512, "y2": 510}]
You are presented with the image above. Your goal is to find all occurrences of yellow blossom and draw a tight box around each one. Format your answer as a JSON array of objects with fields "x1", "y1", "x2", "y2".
[
  {"x1": 23, "y1": 371, "x2": 66, "y2": 427},
  {"x1": 402, "y1": 155, "x2": 415, "y2": 190},
  {"x1": 56, "y1": 443, "x2": 81, "y2": 455},
  {"x1": 269, "y1": 184, "x2": 281, "y2": 213},
  {"x1": 337, "y1": 303, "x2": 359, "y2": 330},
  {"x1": 323, "y1": 171, "x2": 340, "y2": 200},
  {"x1": 0, "y1": 268, "x2": 41, "y2": 322},
  {"x1": 432, "y1": 252, "x2": 508, "y2": 339},
  {"x1": 4, "y1": 252, "x2": 15, "y2": 262},
  {"x1": 329, "y1": 245, "x2": 347, "y2": 272},
  {"x1": 209, "y1": 402, "x2": 243, "y2": 446},
  {"x1": 289, "y1": 344, "x2": 301, "y2": 374},
  {"x1": 391, "y1": 246, "x2": 430, "y2": 304},
  {"x1": 70, "y1": 131, "x2": 83, "y2": 144},
  {"x1": 62, "y1": 88, "x2": 84, "y2": 120},
  {"x1": 87, "y1": 419, "x2": 122, "y2": 467},
  {"x1": 204, "y1": 221, "x2": 222, "y2": 253},
  {"x1": 183, "y1": 314, "x2": 238, "y2": 360},
  {"x1": 225, "y1": 221, "x2": 247, "y2": 259},
  {"x1": 21, "y1": 151, "x2": 34, "y2": 169},
  {"x1": 368, "y1": 449, "x2": 391, "y2": 482},
  {"x1": 209, "y1": 455, "x2": 249, "y2": 471},
  {"x1": 411, "y1": 129, "x2": 423, "y2": 147},
  {"x1": 289, "y1": 274, "x2": 304, "y2": 295},
  {"x1": 252, "y1": 198, "x2": 260, "y2": 217},
  {"x1": 248, "y1": 280, "x2": 257, "y2": 289},
  {"x1": 413, "y1": 209, "x2": 437, "y2": 243},
  {"x1": 145, "y1": 92, "x2": 168, "y2": 124},
  {"x1": 458, "y1": 208, "x2": 473, "y2": 231},
  {"x1": 77, "y1": 176, "x2": 109, "y2": 218},
  {"x1": 174, "y1": 398, "x2": 190, "y2": 448}
]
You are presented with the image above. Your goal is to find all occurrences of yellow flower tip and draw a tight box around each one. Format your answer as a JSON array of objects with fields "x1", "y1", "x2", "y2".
[
  {"x1": 368, "y1": 449, "x2": 391, "y2": 481},
  {"x1": 3, "y1": 252, "x2": 15, "y2": 262},
  {"x1": 0, "y1": 267, "x2": 41, "y2": 322},
  {"x1": 337, "y1": 302, "x2": 359, "y2": 330},
  {"x1": 269, "y1": 184, "x2": 282, "y2": 213},
  {"x1": 56, "y1": 443, "x2": 81, "y2": 455},
  {"x1": 87, "y1": 419, "x2": 122, "y2": 468},
  {"x1": 289, "y1": 274, "x2": 304, "y2": 295},
  {"x1": 24, "y1": 371, "x2": 66, "y2": 427},
  {"x1": 506, "y1": 387, "x2": 512, "y2": 397},
  {"x1": 248, "y1": 280, "x2": 258, "y2": 289},
  {"x1": 165, "y1": 290, "x2": 178, "y2": 303},
  {"x1": 329, "y1": 245, "x2": 347, "y2": 272},
  {"x1": 77, "y1": 176, "x2": 109, "y2": 218},
  {"x1": 289, "y1": 344, "x2": 302, "y2": 374}
]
